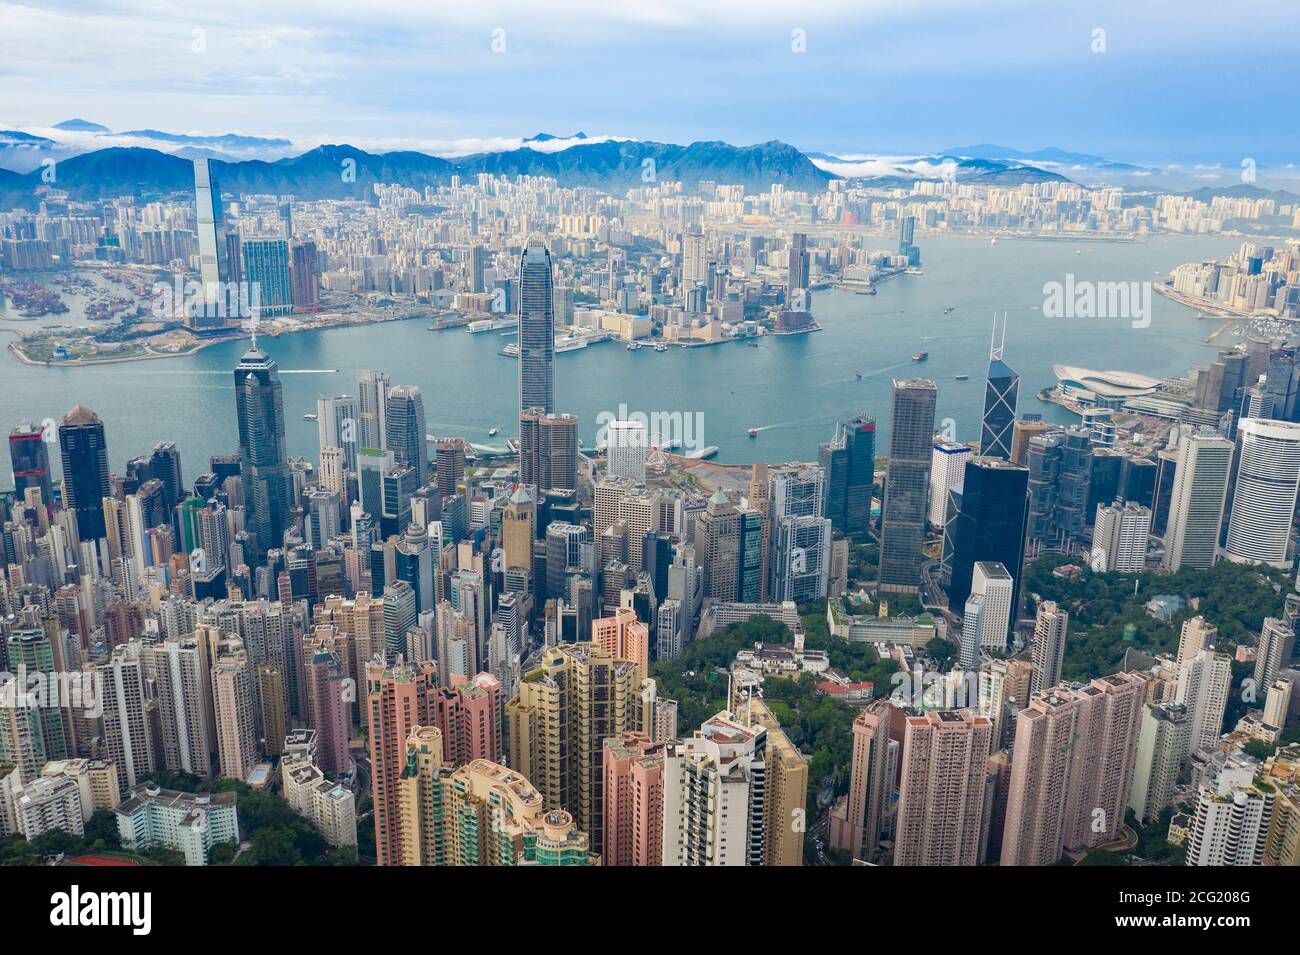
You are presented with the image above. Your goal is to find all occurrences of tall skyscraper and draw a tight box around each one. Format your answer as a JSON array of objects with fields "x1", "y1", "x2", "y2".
[
  {"x1": 367, "y1": 658, "x2": 438, "y2": 866},
  {"x1": 97, "y1": 645, "x2": 156, "y2": 793},
  {"x1": 193, "y1": 158, "x2": 230, "y2": 310},
  {"x1": 894, "y1": 709, "x2": 993, "y2": 866},
  {"x1": 843, "y1": 699, "x2": 894, "y2": 861},
  {"x1": 317, "y1": 394, "x2": 359, "y2": 472},
  {"x1": 214, "y1": 647, "x2": 258, "y2": 782},
  {"x1": 1254, "y1": 617, "x2": 1297, "y2": 694},
  {"x1": 1163, "y1": 431, "x2": 1232, "y2": 571},
  {"x1": 928, "y1": 441, "x2": 971, "y2": 527},
  {"x1": 768, "y1": 465, "x2": 832, "y2": 602},
  {"x1": 518, "y1": 235, "x2": 556, "y2": 415},
  {"x1": 1128, "y1": 702, "x2": 1191, "y2": 825},
  {"x1": 385, "y1": 385, "x2": 429, "y2": 486},
  {"x1": 57, "y1": 405, "x2": 110, "y2": 543},
  {"x1": 961, "y1": 561, "x2": 1014, "y2": 668},
  {"x1": 695, "y1": 489, "x2": 740, "y2": 601},
  {"x1": 680, "y1": 232, "x2": 707, "y2": 304},
  {"x1": 980, "y1": 313, "x2": 1019, "y2": 460},
  {"x1": 355, "y1": 369, "x2": 391, "y2": 452},
  {"x1": 9, "y1": 421, "x2": 54, "y2": 506},
  {"x1": 879, "y1": 378, "x2": 937, "y2": 593},
  {"x1": 240, "y1": 238, "x2": 294, "y2": 316},
  {"x1": 943, "y1": 456, "x2": 1028, "y2": 639},
  {"x1": 606, "y1": 419, "x2": 648, "y2": 482},
  {"x1": 1225, "y1": 418, "x2": 1300, "y2": 567},
  {"x1": 518, "y1": 408, "x2": 578, "y2": 492},
  {"x1": 1185, "y1": 768, "x2": 1275, "y2": 866},
  {"x1": 234, "y1": 344, "x2": 291, "y2": 562},
  {"x1": 1000, "y1": 672, "x2": 1144, "y2": 865},
  {"x1": 602, "y1": 732, "x2": 667, "y2": 867},
  {"x1": 819, "y1": 415, "x2": 875, "y2": 536},
  {"x1": 1174, "y1": 648, "x2": 1232, "y2": 758},
  {"x1": 1090, "y1": 501, "x2": 1152, "y2": 573},
  {"x1": 787, "y1": 231, "x2": 809, "y2": 308},
  {"x1": 1030, "y1": 600, "x2": 1068, "y2": 697}
]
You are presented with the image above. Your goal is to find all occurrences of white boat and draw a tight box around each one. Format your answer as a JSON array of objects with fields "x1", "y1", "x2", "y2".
[
  {"x1": 303, "y1": 413, "x2": 318, "y2": 421},
  {"x1": 488, "y1": 427, "x2": 498, "y2": 437}
]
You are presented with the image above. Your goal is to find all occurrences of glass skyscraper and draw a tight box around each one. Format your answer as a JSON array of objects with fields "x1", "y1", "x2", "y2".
[
  {"x1": 879, "y1": 379, "x2": 937, "y2": 593},
  {"x1": 241, "y1": 238, "x2": 294, "y2": 317},
  {"x1": 980, "y1": 315, "x2": 1019, "y2": 460},
  {"x1": 57, "y1": 405, "x2": 111, "y2": 542},
  {"x1": 234, "y1": 344, "x2": 291, "y2": 561},
  {"x1": 518, "y1": 235, "x2": 556, "y2": 415}
]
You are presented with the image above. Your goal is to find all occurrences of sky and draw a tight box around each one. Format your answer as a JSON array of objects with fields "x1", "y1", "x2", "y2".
[{"x1": 1, "y1": 0, "x2": 1296, "y2": 165}]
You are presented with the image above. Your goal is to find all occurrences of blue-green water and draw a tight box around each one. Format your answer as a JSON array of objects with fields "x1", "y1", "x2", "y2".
[{"x1": 0, "y1": 235, "x2": 1246, "y2": 485}]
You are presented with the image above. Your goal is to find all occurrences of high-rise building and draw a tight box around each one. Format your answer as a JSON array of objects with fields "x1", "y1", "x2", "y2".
[
  {"x1": 894, "y1": 709, "x2": 994, "y2": 866},
  {"x1": 1000, "y1": 672, "x2": 1144, "y2": 865},
  {"x1": 384, "y1": 385, "x2": 429, "y2": 485},
  {"x1": 506, "y1": 642, "x2": 654, "y2": 856},
  {"x1": 1178, "y1": 616, "x2": 1218, "y2": 663},
  {"x1": 214, "y1": 647, "x2": 258, "y2": 782},
  {"x1": 1185, "y1": 768, "x2": 1275, "y2": 866},
  {"x1": 317, "y1": 394, "x2": 359, "y2": 472},
  {"x1": 240, "y1": 238, "x2": 293, "y2": 316},
  {"x1": 289, "y1": 240, "x2": 321, "y2": 312},
  {"x1": 680, "y1": 232, "x2": 707, "y2": 304},
  {"x1": 518, "y1": 408, "x2": 578, "y2": 492},
  {"x1": 57, "y1": 405, "x2": 110, "y2": 543},
  {"x1": 1163, "y1": 432, "x2": 1232, "y2": 571},
  {"x1": 193, "y1": 158, "x2": 230, "y2": 312},
  {"x1": 234, "y1": 344, "x2": 291, "y2": 562},
  {"x1": 819, "y1": 415, "x2": 875, "y2": 536},
  {"x1": 148, "y1": 638, "x2": 213, "y2": 777},
  {"x1": 601, "y1": 731, "x2": 667, "y2": 867},
  {"x1": 1225, "y1": 419, "x2": 1300, "y2": 567},
  {"x1": 943, "y1": 456, "x2": 1028, "y2": 638},
  {"x1": 1029, "y1": 601, "x2": 1068, "y2": 697},
  {"x1": 769, "y1": 465, "x2": 831, "y2": 603},
  {"x1": 606, "y1": 419, "x2": 648, "y2": 482},
  {"x1": 980, "y1": 314, "x2": 1019, "y2": 459},
  {"x1": 961, "y1": 561, "x2": 1014, "y2": 668},
  {"x1": 842, "y1": 699, "x2": 894, "y2": 861},
  {"x1": 1254, "y1": 617, "x2": 1297, "y2": 695},
  {"x1": 787, "y1": 232, "x2": 809, "y2": 307},
  {"x1": 928, "y1": 441, "x2": 971, "y2": 527},
  {"x1": 695, "y1": 488, "x2": 739, "y2": 601},
  {"x1": 9, "y1": 421, "x2": 54, "y2": 506},
  {"x1": 1090, "y1": 500, "x2": 1152, "y2": 573},
  {"x1": 1175, "y1": 648, "x2": 1232, "y2": 758},
  {"x1": 355, "y1": 369, "x2": 391, "y2": 452},
  {"x1": 518, "y1": 235, "x2": 556, "y2": 415},
  {"x1": 367, "y1": 658, "x2": 438, "y2": 866},
  {"x1": 592, "y1": 606, "x2": 650, "y2": 676},
  {"x1": 96, "y1": 646, "x2": 156, "y2": 793},
  {"x1": 879, "y1": 379, "x2": 937, "y2": 593},
  {"x1": 1128, "y1": 702, "x2": 1191, "y2": 825}
]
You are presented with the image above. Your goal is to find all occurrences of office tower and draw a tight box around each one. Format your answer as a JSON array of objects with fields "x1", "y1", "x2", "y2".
[
  {"x1": 545, "y1": 522, "x2": 590, "y2": 600},
  {"x1": 843, "y1": 699, "x2": 893, "y2": 861},
  {"x1": 518, "y1": 409, "x2": 578, "y2": 492},
  {"x1": 289, "y1": 240, "x2": 320, "y2": 311},
  {"x1": 1001, "y1": 672, "x2": 1144, "y2": 865},
  {"x1": 1174, "y1": 648, "x2": 1232, "y2": 757},
  {"x1": 384, "y1": 385, "x2": 429, "y2": 486},
  {"x1": 303, "y1": 487, "x2": 341, "y2": 551},
  {"x1": 680, "y1": 232, "x2": 707, "y2": 303},
  {"x1": 662, "y1": 711, "x2": 769, "y2": 866},
  {"x1": 980, "y1": 314, "x2": 1019, "y2": 459},
  {"x1": 1010, "y1": 418, "x2": 1053, "y2": 467},
  {"x1": 1029, "y1": 601, "x2": 1068, "y2": 697},
  {"x1": 1129, "y1": 702, "x2": 1191, "y2": 825},
  {"x1": 592, "y1": 606, "x2": 650, "y2": 675},
  {"x1": 368, "y1": 658, "x2": 438, "y2": 866},
  {"x1": 356, "y1": 369, "x2": 391, "y2": 452},
  {"x1": 97, "y1": 646, "x2": 156, "y2": 792},
  {"x1": 1090, "y1": 501, "x2": 1152, "y2": 573},
  {"x1": 240, "y1": 238, "x2": 293, "y2": 316},
  {"x1": 502, "y1": 485, "x2": 535, "y2": 582},
  {"x1": 431, "y1": 438, "x2": 464, "y2": 498},
  {"x1": 317, "y1": 394, "x2": 359, "y2": 472},
  {"x1": 57, "y1": 405, "x2": 110, "y2": 542},
  {"x1": 518, "y1": 235, "x2": 556, "y2": 415},
  {"x1": 1185, "y1": 769, "x2": 1275, "y2": 866},
  {"x1": 787, "y1": 231, "x2": 809, "y2": 306},
  {"x1": 1225, "y1": 419, "x2": 1300, "y2": 567},
  {"x1": 602, "y1": 732, "x2": 667, "y2": 867},
  {"x1": 1178, "y1": 616, "x2": 1218, "y2": 663},
  {"x1": 818, "y1": 415, "x2": 874, "y2": 536},
  {"x1": 734, "y1": 505, "x2": 763, "y2": 603},
  {"x1": 1119, "y1": 455, "x2": 1157, "y2": 509},
  {"x1": 1163, "y1": 432, "x2": 1232, "y2": 571},
  {"x1": 961, "y1": 562, "x2": 1014, "y2": 668},
  {"x1": 506, "y1": 642, "x2": 654, "y2": 855},
  {"x1": 897, "y1": 214, "x2": 919, "y2": 265},
  {"x1": 768, "y1": 465, "x2": 831, "y2": 602},
  {"x1": 1254, "y1": 617, "x2": 1296, "y2": 694},
  {"x1": 944, "y1": 457, "x2": 1028, "y2": 637},
  {"x1": 234, "y1": 344, "x2": 291, "y2": 562},
  {"x1": 149, "y1": 638, "x2": 213, "y2": 777},
  {"x1": 606, "y1": 419, "x2": 648, "y2": 482},
  {"x1": 193, "y1": 159, "x2": 230, "y2": 303},
  {"x1": 928, "y1": 442, "x2": 971, "y2": 526},
  {"x1": 894, "y1": 709, "x2": 993, "y2": 866},
  {"x1": 9, "y1": 421, "x2": 54, "y2": 506},
  {"x1": 879, "y1": 378, "x2": 937, "y2": 593},
  {"x1": 694, "y1": 488, "x2": 740, "y2": 601}
]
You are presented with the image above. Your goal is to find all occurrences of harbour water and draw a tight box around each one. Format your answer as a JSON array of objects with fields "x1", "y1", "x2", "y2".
[{"x1": 0, "y1": 234, "x2": 1249, "y2": 485}]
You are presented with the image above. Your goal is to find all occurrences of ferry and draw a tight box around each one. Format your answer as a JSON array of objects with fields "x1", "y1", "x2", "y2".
[
  {"x1": 654, "y1": 343, "x2": 667, "y2": 352},
  {"x1": 954, "y1": 374, "x2": 969, "y2": 381},
  {"x1": 303, "y1": 412, "x2": 319, "y2": 421},
  {"x1": 747, "y1": 428, "x2": 760, "y2": 438},
  {"x1": 626, "y1": 341, "x2": 642, "y2": 351},
  {"x1": 467, "y1": 317, "x2": 518, "y2": 333},
  {"x1": 488, "y1": 427, "x2": 499, "y2": 437},
  {"x1": 855, "y1": 371, "x2": 863, "y2": 379},
  {"x1": 912, "y1": 351, "x2": 929, "y2": 362},
  {"x1": 555, "y1": 336, "x2": 589, "y2": 352}
]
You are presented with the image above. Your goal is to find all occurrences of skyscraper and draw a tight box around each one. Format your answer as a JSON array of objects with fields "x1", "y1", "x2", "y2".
[
  {"x1": 368, "y1": 658, "x2": 438, "y2": 867},
  {"x1": 1225, "y1": 418, "x2": 1300, "y2": 567},
  {"x1": 1128, "y1": 702, "x2": 1191, "y2": 825},
  {"x1": 1163, "y1": 431, "x2": 1232, "y2": 571},
  {"x1": 1030, "y1": 600, "x2": 1068, "y2": 697},
  {"x1": 928, "y1": 441, "x2": 971, "y2": 527},
  {"x1": 606, "y1": 419, "x2": 648, "y2": 482},
  {"x1": 1254, "y1": 617, "x2": 1296, "y2": 694},
  {"x1": 602, "y1": 731, "x2": 667, "y2": 867},
  {"x1": 234, "y1": 344, "x2": 291, "y2": 562},
  {"x1": 695, "y1": 488, "x2": 740, "y2": 601},
  {"x1": 57, "y1": 405, "x2": 110, "y2": 543},
  {"x1": 961, "y1": 561, "x2": 1014, "y2": 668},
  {"x1": 385, "y1": 385, "x2": 429, "y2": 485},
  {"x1": 518, "y1": 235, "x2": 556, "y2": 415},
  {"x1": 894, "y1": 709, "x2": 993, "y2": 866},
  {"x1": 879, "y1": 378, "x2": 937, "y2": 593},
  {"x1": 240, "y1": 238, "x2": 294, "y2": 316},
  {"x1": 193, "y1": 158, "x2": 230, "y2": 313},
  {"x1": 819, "y1": 415, "x2": 875, "y2": 536},
  {"x1": 787, "y1": 231, "x2": 809, "y2": 308},
  {"x1": 317, "y1": 394, "x2": 359, "y2": 472},
  {"x1": 9, "y1": 421, "x2": 54, "y2": 506},
  {"x1": 1175, "y1": 647, "x2": 1232, "y2": 758},
  {"x1": 843, "y1": 699, "x2": 894, "y2": 861},
  {"x1": 355, "y1": 369, "x2": 391, "y2": 452},
  {"x1": 518, "y1": 409, "x2": 578, "y2": 492},
  {"x1": 1090, "y1": 501, "x2": 1152, "y2": 573},
  {"x1": 980, "y1": 313, "x2": 1019, "y2": 460}
]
